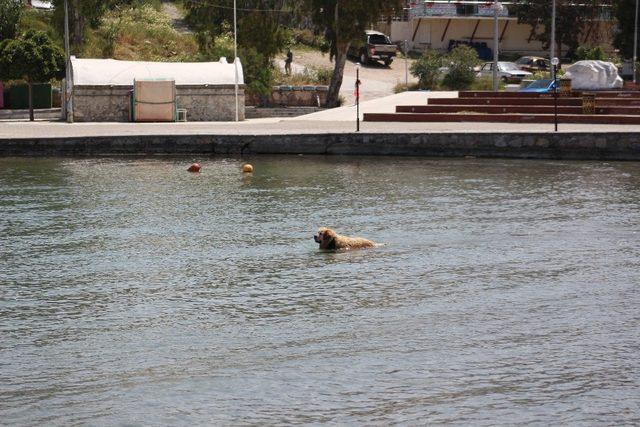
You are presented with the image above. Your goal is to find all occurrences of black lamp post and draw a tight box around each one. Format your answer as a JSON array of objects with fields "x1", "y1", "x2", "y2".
[
  {"x1": 552, "y1": 57, "x2": 559, "y2": 132},
  {"x1": 356, "y1": 63, "x2": 361, "y2": 132}
]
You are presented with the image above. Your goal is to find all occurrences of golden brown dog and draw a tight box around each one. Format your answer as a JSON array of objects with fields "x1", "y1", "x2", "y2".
[{"x1": 313, "y1": 227, "x2": 376, "y2": 250}]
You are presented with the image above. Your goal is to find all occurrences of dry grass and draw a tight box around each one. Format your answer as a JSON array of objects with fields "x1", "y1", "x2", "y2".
[{"x1": 82, "y1": 4, "x2": 198, "y2": 61}]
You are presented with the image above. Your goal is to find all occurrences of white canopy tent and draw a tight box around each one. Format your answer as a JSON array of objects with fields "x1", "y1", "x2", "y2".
[
  {"x1": 69, "y1": 57, "x2": 245, "y2": 122},
  {"x1": 70, "y1": 57, "x2": 244, "y2": 86}
]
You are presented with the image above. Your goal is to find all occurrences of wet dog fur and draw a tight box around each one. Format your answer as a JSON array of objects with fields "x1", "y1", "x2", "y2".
[{"x1": 313, "y1": 227, "x2": 376, "y2": 251}]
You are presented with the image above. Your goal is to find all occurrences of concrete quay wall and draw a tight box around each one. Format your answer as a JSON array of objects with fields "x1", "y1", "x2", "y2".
[{"x1": 1, "y1": 132, "x2": 639, "y2": 160}]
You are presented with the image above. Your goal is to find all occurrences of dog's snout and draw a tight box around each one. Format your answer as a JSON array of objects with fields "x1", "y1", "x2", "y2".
[{"x1": 313, "y1": 235, "x2": 320, "y2": 243}]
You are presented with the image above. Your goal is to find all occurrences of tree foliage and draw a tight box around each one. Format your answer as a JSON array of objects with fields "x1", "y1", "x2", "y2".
[
  {"x1": 304, "y1": 0, "x2": 403, "y2": 107},
  {"x1": 410, "y1": 50, "x2": 443, "y2": 90},
  {"x1": 0, "y1": 0, "x2": 23, "y2": 41},
  {"x1": 614, "y1": 0, "x2": 639, "y2": 58},
  {"x1": 0, "y1": 30, "x2": 65, "y2": 120},
  {"x1": 441, "y1": 45, "x2": 479, "y2": 90},
  {"x1": 510, "y1": 0, "x2": 608, "y2": 57},
  {"x1": 183, "y1": 0, "x2": 291, "y2": 64},
  {"x1": 0, "y1": 30, "x2": 65, "y2": 82}
]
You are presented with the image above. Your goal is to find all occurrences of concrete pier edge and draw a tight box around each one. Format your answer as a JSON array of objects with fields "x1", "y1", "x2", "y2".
[{"x1": 1, "y1": 132, "x2": 640, "y2": 160}]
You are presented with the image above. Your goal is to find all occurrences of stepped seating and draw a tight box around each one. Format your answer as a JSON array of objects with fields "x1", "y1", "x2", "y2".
[{"x1": 364, "y1": 91, "x2": 640, "y2": 125}]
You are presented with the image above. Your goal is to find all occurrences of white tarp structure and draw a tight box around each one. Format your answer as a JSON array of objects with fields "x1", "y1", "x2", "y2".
[
  {"x1": 71, "y1": 57, "x2": 244, "y2": 86},
  {"x1": 564, "y1": 60, "x2": 623, "y2": 90}
]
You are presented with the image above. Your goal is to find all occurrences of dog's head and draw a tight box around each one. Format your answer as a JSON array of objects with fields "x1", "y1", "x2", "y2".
[{"x1": 314, "y1": 227, "x2": 337, "y2": 250}]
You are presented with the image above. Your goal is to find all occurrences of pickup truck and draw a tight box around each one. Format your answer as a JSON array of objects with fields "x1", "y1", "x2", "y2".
[{"x1": 349, "y1": 30, "x2": 397, "y2": 66}]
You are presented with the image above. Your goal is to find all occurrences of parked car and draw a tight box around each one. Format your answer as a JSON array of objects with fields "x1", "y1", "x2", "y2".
[
  {"x1": 348, "y1": 30, "x2": 397, "y2": 66},
  {"x1": 519, "y1": 79, "x2": 557, "y2": 93},
  {"x1": 477, "y1": 61, "x2": 533, "y2": 83},
  {"x1": 515, "y1": 56, "x2": 551, "y2": 72}
]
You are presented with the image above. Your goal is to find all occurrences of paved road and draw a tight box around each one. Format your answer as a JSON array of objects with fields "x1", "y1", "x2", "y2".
[{"x1": 276, "y1": 49, "x2": 418, "y2": 104}]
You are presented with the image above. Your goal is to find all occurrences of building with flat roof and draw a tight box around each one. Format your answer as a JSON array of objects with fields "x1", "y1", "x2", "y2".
[
  {"x1": 377, "y1": 0, "x2": 614, "y2": 58},
  {"x1": 70, "y1": 57, "x2": 245, "y2": 122}
]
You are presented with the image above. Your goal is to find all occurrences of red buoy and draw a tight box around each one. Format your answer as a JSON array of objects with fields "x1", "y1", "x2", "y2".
[{"x1": 187, "y1": 163, "x2": 201, "y2": 173}]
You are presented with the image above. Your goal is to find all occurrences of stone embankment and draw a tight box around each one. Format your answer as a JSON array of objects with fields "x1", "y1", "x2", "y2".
[{"x1": 2, "y1": 132, "x2": 639, "y2": 160}]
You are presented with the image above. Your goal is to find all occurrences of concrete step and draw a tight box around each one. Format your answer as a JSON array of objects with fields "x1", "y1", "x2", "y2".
[
  {"x1": 396, "y1": 105, "x2": 640, "y2": 115},
  {"x1": 428, "y1": 98, "x2": 582, "y2": 106},
  {"x1": 364, "y1": 112, "x2": 640, "y2": 124},
  {"x1": 459, "y1": 90, "x2": 640, "y2": 99},
  {"x1": 245, "y1": 106, "x2": 325, "y2": 119}
]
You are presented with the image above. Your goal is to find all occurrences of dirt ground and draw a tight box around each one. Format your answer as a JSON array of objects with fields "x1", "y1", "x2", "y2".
[{"x1": 278, "y1": 48, "x2": 418, "y2": 105}]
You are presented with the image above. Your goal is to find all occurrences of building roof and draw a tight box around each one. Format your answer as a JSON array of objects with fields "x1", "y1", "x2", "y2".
[{"x1": 70, "y1": 57, "x2": 244, "y2": 86}]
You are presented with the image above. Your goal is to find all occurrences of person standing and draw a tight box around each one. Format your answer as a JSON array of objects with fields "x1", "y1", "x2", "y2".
[{"x1": 285, "y1": 48, "x2": 293, "y2": 75}]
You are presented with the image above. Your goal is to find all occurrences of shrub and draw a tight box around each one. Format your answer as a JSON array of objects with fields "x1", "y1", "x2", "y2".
[
  {"x1": 410, "y1": 50, "x2": 442, "y2": 90},
  {"x1": 574, "y1": 46, "x2": 607, "y2": 61},
  {"x1": 274, "y1": 66, "x2": 332, "y2": 86},
  {"x1": 470, "y1": 77, "x2": 504, "y2": 91},
  {"x1": 291, "y1": 28, "x2": 324, "y2": 49},
  {"x1": 393, "y1": 82, "x2": 421, "y2": 93},
  {"x1": 442, "y1": 45, "x2": 479, "y2": 90}
]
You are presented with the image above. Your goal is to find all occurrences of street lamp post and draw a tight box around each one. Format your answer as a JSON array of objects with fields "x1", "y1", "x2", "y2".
[
  {"x1": 551, "y1": 0, "x2": 556, "y2": 81},
  {"x1": 355, "y1": 63, "x2": 361, "y2": 132},
  {"x1": 552, "y1": 57, "x2": 559, "y2": 132}
]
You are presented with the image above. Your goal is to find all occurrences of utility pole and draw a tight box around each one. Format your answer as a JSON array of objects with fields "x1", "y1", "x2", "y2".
[
  {"x1": 634, "y1": 0, "x2": 639, "y2": 84},
  {"x1": 492, "y1": 1, "x2": 502, "y2": 91},
  {"x1": 64, "y1": 0, "x2": 73, "y2": 123},
  {"x1": 234, "y1": 0, "x2": 239, "y2": 122},
  {"x1": 404, "y1": 40, "x2": 408, "y2": 89}
]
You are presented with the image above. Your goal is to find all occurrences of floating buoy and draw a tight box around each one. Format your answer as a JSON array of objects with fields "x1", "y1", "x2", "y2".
[
  {"x1": 242, "y1": 164, "x2": 253, "y2": 173},
  {"x1": 187, "y1": 163, "x2": 201, "y2": 173}
]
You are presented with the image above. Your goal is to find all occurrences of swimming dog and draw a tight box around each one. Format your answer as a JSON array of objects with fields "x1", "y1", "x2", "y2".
[{"x1": 313, "y1": 227, "x2": 376, "y2": 250}]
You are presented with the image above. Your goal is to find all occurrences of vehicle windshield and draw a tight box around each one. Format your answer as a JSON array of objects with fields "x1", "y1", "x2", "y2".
[
  {"x1": 499, "y1": 62, "x2": 521, "y2": 71},
  {"x1": 526, "y1": 79, "x2": 553, "y2": 89},
  {"x1": 369, "y1": 34, "x2": 391, "y2": 44}
]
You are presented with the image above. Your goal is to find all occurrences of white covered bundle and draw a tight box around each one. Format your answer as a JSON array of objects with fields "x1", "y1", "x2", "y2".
[{"x1": 564, "y1": 60, "x2": 623, "y2": 90}]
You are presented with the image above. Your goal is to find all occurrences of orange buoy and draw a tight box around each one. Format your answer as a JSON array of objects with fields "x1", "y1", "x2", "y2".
[
  {"x1": 242, "y1": 164, "x2": 253, "y2": 173},
  {"x1": 187, "y1": 163, "x2": 201, "y2": 173}
]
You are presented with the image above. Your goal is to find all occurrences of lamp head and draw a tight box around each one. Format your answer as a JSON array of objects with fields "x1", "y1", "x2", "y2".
[{"x1": 551, "y1": 57, "x2": 559, "y2": 66}]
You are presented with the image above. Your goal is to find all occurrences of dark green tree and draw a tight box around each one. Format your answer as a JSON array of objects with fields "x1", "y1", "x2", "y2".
[
  {"x1": 0, "y1": 30, "x2": 65, "y2": 121},
  {"x1": 510, "y1": 0, "x2": 608, "y2": 59},
  {"x1": 614, "y1": 0, "x2": 639, "y2": 59},
  {"x1": 183, "y1": 0, "x2": 291, "y2": 100},
  {"x1": 0, "y1": 0, "x2": 23, "y2": 41},
  {"x1": 441, "y1": 45, "x2": 479, "y2": 90},
  {"x1": 410, "y1": 50, "x2": 443, "y2": 90},
  {"x1": 305, "y1": 0, "x2": 403, "y2": 107},
  {"x1": 183, "y1": 0, "x2": 291, "y2": 64}
]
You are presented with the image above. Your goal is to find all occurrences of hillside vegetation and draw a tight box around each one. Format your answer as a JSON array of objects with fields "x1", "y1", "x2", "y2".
[
  {"x1": 17, "y1": 1, "x2": 198, "y2": 62},
  {"x1": 82, "y1": 4, "x2": 198, "y2": 61}
]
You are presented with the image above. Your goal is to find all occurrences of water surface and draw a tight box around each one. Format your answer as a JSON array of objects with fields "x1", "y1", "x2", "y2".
[{"x1": 1, "y1": 156, "x2": 639, "y2": 425}]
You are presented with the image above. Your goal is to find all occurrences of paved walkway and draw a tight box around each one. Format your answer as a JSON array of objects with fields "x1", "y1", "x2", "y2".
[{"x1": 2, "y1": 92, "x2": 640, "y2": 139}]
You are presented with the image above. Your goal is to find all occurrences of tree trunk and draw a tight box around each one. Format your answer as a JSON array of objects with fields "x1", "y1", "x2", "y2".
[
  {"x1": 28, "y1": 82, "x2": 34, "y2": 122},
  {"x1": 72, "y1": 0, "x2": 83, "y2": 47},
  {"x1": 325, "y1": 41, "x2": 349, "y2": 108}
]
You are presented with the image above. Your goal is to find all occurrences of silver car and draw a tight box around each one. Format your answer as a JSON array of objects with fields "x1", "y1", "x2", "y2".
[{"x1": 477, "y1": 61, "x2": 533, "y2": 83}]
